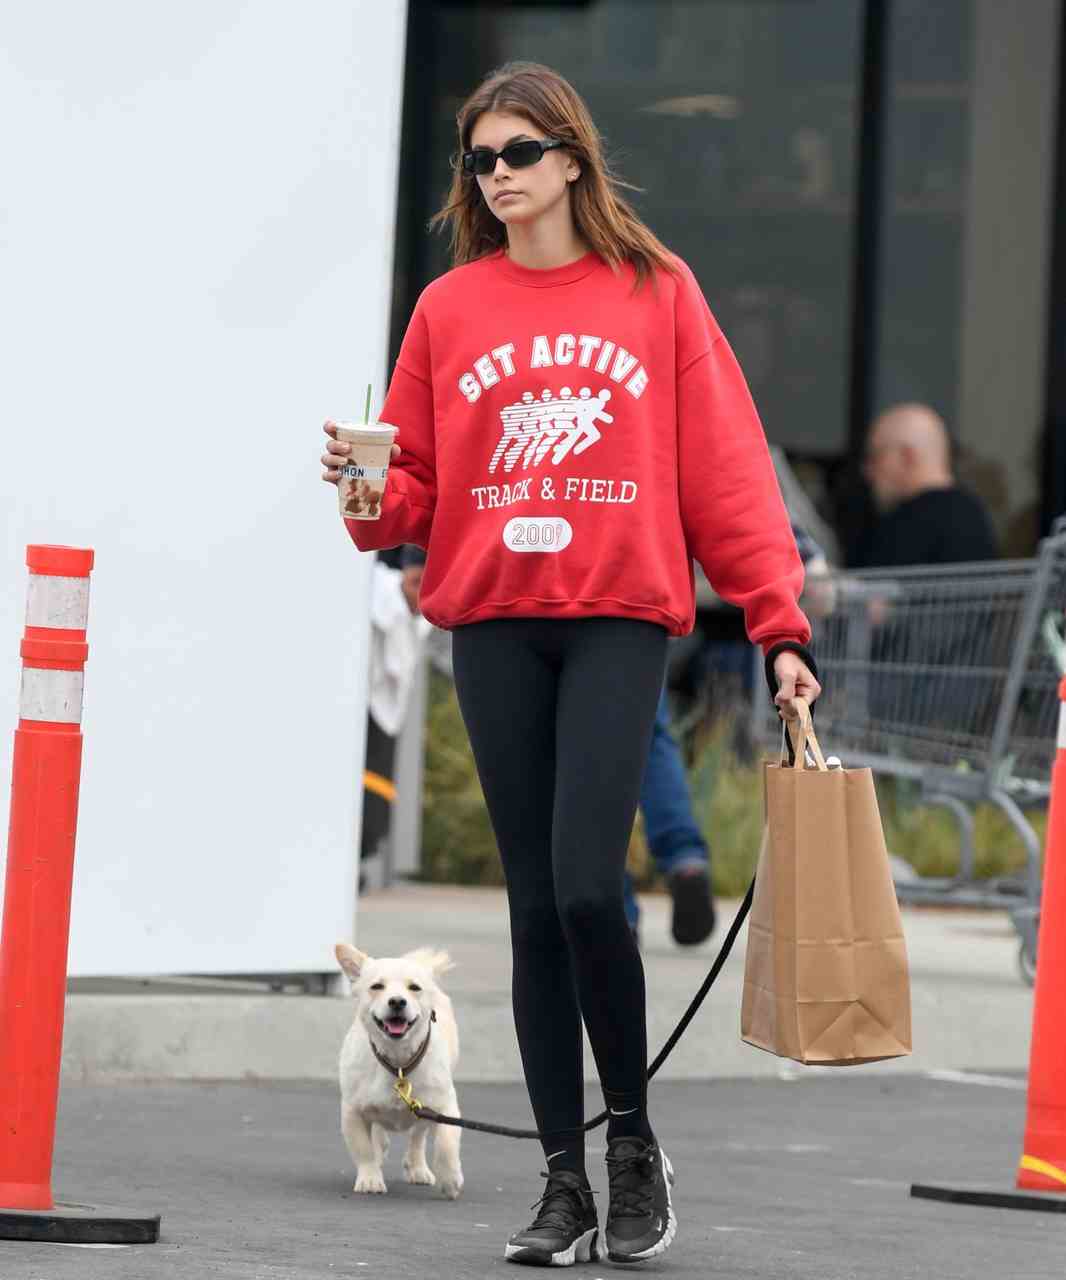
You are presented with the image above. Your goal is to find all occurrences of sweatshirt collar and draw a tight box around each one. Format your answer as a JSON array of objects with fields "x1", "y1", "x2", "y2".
[{"x1": 490, "y1": 249, "x2": 603, "y2": 288}]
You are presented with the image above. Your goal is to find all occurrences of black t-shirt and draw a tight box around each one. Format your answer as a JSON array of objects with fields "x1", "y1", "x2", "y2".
[{"x1": 855, "y1": 487, "x2": 998, "y2": 568}]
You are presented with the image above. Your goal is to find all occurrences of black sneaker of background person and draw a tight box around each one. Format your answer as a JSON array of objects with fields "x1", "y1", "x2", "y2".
[
  {"x1": 668, "y1": 866, "x2": 716, "y2": 945},
  {"x1": 604, "y1": 1137, "x2": 676, "y2": 1262},
  {"x1": 504, "y1": 1169, "x2": 599, "y2": 1267}
]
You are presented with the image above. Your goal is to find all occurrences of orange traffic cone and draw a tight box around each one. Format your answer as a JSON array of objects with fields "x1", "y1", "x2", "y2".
[
  {"x1": 910, "y1": 672, "x2": 1066, "y2": 1215},
  {"x1": 1017, "y1": 675, "x2": 1066, "y2": 1193}
]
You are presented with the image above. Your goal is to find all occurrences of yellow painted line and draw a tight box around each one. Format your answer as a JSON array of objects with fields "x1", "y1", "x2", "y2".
[
  {"x1": 1019, "y1": 1154, "x2": 1066, "y2": 1186},
  {"x1": 363, "y1": 770, "x2": 397, "y2": 803}
]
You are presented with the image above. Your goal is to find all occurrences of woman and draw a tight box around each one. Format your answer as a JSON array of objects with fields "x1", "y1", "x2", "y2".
[{"x1": 322, "y1": 62, "x2": 820, "y2": 1267}]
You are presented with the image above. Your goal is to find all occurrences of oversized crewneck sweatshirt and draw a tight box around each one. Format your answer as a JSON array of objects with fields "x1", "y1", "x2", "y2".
[{"x1": 345, "y1": 250, "x2": 811, "y2": 652}]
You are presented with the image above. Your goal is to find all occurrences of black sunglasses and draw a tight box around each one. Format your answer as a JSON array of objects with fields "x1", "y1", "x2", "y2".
[{"x1": 461, "y1": 138, "x2": 566, "y2": 177}]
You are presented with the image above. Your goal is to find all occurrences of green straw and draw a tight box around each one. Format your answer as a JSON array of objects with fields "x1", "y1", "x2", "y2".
[{"x1": 363, "y1": 383, "x2": 372, "y2": 425}]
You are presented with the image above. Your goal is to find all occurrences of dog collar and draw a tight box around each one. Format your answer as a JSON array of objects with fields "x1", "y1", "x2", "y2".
[{"x1": 370, "y1": 1009, "x2": 436, "y2": 1079}]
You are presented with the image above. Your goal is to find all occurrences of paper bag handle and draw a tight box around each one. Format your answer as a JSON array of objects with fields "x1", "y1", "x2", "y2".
[{"x1": 781, "y1": 697, "x2": 828, "y2": 771}]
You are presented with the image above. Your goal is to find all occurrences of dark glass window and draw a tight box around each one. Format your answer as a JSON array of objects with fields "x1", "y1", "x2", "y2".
[
  {"x1": 393, "y1": 0, "x2": 864, "y2": 457},
  {"x1": 873, "y1": 1, "x2": 974, "y2": 426},
  {"x1": 390, "y1": 0, "x2": 1063, "y2": 555},
  {"x1": 873, "y1": 0, "x2": 1060, "y2": 555}
]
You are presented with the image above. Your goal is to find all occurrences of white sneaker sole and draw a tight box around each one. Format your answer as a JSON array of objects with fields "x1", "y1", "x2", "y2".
[
  {"x1": 504, "y1": 1225, "x2": 599, "y2": 1267},
  {"x1": 606, "y1": 1148, "x2": 677, "y2": 1263}
]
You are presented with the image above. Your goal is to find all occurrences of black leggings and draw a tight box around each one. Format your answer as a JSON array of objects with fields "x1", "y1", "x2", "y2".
[{"x1": 452, "y1": 617, "x2": 668, "y2": 1169}]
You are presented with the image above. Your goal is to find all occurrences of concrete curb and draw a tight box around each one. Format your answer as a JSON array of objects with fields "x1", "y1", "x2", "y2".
[{"x1": 59, "y1": 885, "x2": 1034, "y2": 1085}]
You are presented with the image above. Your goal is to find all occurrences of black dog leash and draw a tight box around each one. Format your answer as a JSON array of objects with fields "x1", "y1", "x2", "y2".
[{"x1": 392, "y1": 877, "x2": 755, "y2": 1139}]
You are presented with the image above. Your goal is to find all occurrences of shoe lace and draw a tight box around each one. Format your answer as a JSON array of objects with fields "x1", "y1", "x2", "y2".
[
  {"x1": 605, "y1": 1147, "x2": 656, "y2": 1220},
  {"x1": 527, "y1": 1172, "x2": 595, "y2": 1232}
]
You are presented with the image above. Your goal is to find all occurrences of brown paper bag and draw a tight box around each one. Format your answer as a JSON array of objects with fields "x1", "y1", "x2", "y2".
[{"x1": 740, "y1": 701, "x2": 911, "y2": 1065}]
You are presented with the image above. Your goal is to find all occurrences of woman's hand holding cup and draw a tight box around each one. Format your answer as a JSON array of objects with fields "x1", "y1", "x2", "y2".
[
  {"x1": 322, "y1": 419, "x2": 399, "y2": 521},
  {"x1": 321, "y1": 420, "x2": 400, "y2": 485}
]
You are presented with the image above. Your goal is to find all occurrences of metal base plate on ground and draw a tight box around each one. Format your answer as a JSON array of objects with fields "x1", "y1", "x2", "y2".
[
  {"x1": 0, "y1": 1203, "x2": 161, "y2": 1244},
  {"x1": 911, "y1": 1183, "x2": 1066, "y2": 1214}
]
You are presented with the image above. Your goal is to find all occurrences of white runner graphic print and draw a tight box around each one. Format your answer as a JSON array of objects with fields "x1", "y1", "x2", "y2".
[{"x1": 488, "y1": 386, "x2": 614, "y2": 474}]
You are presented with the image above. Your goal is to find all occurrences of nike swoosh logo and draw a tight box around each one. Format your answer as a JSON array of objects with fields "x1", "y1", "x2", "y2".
[{"x1": 609, "y1": 1107, "x2": 638, "y2": 1116}]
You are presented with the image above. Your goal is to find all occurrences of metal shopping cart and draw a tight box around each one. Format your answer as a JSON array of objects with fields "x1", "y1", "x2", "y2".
[{"x1": 752, "y1": 520, "x2": 1066, "y2": 983}]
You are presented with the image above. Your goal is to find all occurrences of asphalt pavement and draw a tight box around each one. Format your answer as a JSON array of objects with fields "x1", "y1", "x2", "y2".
[{"x1": 1, "y1": 1075, "x2": 1063, "y2": 1279}]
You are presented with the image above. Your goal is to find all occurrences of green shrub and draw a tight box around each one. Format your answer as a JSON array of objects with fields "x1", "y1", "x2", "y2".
[
  {"x1": 419, "y1": 675, "x2": 1046, "y2": 896},
  {"x1": 874, "y1": 776, "x2": 1046, "y2": 880},
  {"x1": 419, "y1": 672, "x2": 503, "y2": 885}
]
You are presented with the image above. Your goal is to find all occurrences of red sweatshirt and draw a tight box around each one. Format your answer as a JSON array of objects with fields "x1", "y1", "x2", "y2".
[{"x1": 345, "y1": 250, "x2": 810, "y2": 652}]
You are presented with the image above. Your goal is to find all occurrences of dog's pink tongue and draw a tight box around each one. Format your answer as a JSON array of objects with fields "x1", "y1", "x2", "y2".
[{"x1": 386, "y1": 1018, "x2": 407, "y2": 1036}]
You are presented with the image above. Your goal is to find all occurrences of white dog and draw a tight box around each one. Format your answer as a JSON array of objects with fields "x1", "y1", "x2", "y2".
[{"x1": 335, "y1": 943, "x2": 463, "y2": 1200}]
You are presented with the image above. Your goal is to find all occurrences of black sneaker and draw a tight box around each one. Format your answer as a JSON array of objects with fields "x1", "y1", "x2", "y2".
[
  {"x1": 668, "y1": 866, "x2": 716, "y2": 946},
  {"x1": 504, "y1": 1169, "x2": 599, "y2": 1267},
  {"x1": 604, "y1": 1138, "x2": 676, "y2": 1263}
]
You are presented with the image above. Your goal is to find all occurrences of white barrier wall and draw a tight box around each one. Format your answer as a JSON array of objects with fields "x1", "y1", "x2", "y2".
[{"x1": 0, "y1": 1, "x2": 408, "y2": 974}]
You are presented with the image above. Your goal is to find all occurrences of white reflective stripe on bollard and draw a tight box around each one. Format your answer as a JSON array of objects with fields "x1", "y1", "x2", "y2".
[
  {"x1": 25, "y1": 576, "x2": 91, "y2": 630},
  {"x1": 19, "y1": 668, "x2": 85, "y2": 724}
]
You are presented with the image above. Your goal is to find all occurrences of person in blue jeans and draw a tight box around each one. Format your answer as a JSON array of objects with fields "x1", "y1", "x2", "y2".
[
  {"x1": 625, "y1": 687, "x2": 715, "y2": 946},
  {"x1": 626, "y1": 525, "x2": 829, "y2": 946}
]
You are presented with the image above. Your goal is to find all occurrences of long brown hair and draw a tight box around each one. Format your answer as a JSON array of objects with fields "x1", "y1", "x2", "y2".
[{"x1": 430, "y1": 62, "x2": 676, "y2": 288}]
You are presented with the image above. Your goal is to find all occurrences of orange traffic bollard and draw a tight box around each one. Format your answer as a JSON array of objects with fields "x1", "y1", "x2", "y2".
[
  {"x1": 1017, "y1": 675, "x2": 1066, "y2": 1193},
  {"x1": 0, "y1": 546, "x2": 160, "y2": 1244}
]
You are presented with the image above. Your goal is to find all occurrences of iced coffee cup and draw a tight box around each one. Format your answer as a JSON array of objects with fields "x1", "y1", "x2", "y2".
[{"x1": 335, "y1": 423, "x2": 397, "y2": 521}]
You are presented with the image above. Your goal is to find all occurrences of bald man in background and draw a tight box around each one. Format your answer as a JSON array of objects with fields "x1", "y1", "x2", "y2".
[{"x1": 856, "y1": 403, "x2": 999, "y2": 567}]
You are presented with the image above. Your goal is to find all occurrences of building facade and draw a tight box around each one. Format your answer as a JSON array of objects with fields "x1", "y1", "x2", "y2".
[{"x1": 389, "y1": 0, "x2": 1066, "y2": 562}]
